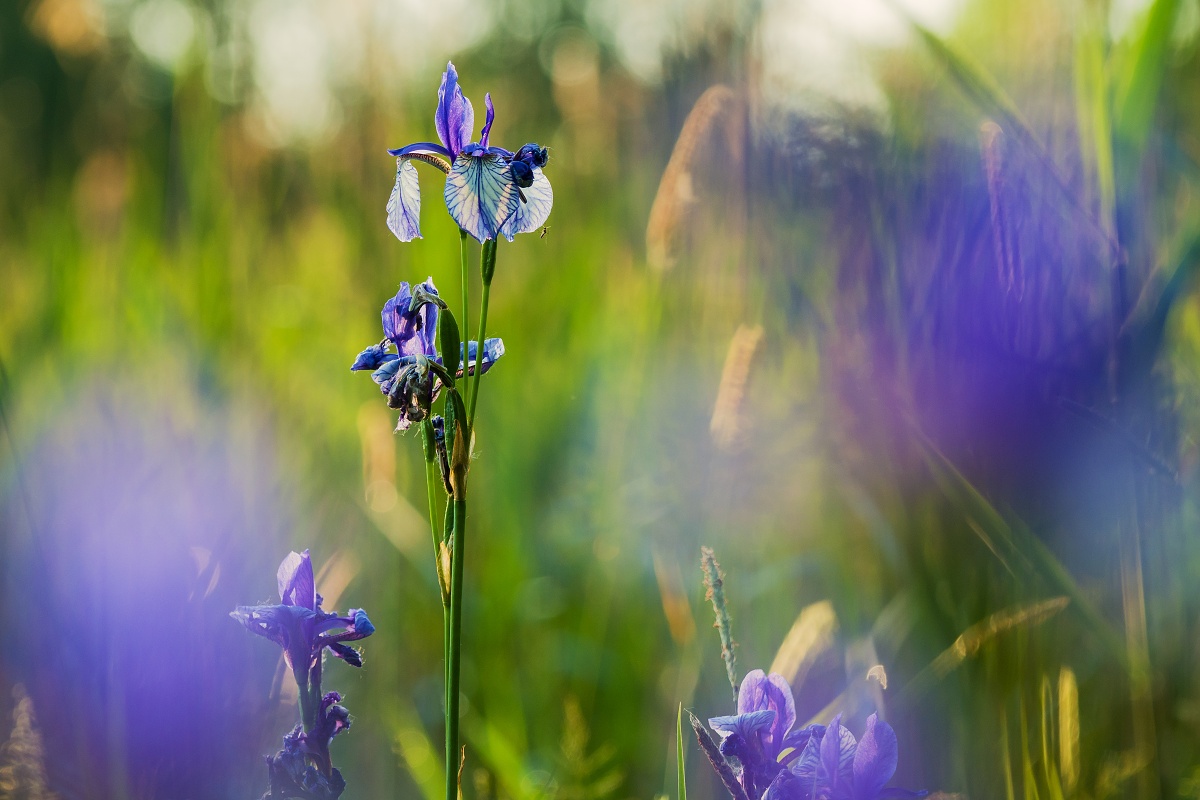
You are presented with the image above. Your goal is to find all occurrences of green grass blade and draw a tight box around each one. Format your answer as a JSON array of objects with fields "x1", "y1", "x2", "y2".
[
  {"x1": 919, "y1": 435, "x2": 1129, "y2": 666},
  {"x1": 1113, "y1": 0, "x2": 1180, "y2": 155},
  {"x1": 1073, "y1": 14, "x2": 1116, "y2": 236},
  {"x1": 677, "y1": 703, "x2": 687, "y2": 800}
]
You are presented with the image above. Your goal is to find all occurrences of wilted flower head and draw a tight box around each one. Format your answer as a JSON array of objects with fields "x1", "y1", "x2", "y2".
[
  {"x1": 386, "y1": 61, "x2": 553, "y2": 243},
  {"x1": 263, "y1": 725, "x2": 347, "y2": 800},
  {"x1": 230, "y1": 550, "x2": 375, "y2": 676},
  {"x1": 351, "y1": 277, "x2": 506, "y2": 431}
]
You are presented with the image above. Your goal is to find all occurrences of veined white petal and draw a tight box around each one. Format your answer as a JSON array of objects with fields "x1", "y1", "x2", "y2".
[
  {"x1": 500, "y1": 167, "x2": 553, "y2": 241},
  {"x1": 387, "y1": 157, "x2": 422, "y2": 242},
  {"x1": 444, "y1": 153, "x2": 521, "y2": 243}
]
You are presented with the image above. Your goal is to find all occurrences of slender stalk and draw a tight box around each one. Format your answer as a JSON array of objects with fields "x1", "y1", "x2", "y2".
[
  {"x1": 446, "y1": 496, "x2": 468, "y2": 800},
  {"x1": 468, "y1": 281, "x2": 492, "y2": 428},
  {"x1": 310, "y1": 654, "x2": 323, "y2": 722},
  {"x1": 421, "y1": 420, "x2": 445, "y2": 594},
  {"x1": 296, "y1": 665, "x2": 315, "y2": 732},
  {"x1": 459, "y1": 229, "x2": 471, "y2": 411},
  {"x1": 468, "y1": 239, "x2": 497, "y2": 428}
]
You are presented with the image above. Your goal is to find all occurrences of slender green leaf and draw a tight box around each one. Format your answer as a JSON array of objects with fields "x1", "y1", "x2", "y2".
[
  {"x1": 1073, "y1": 14, "x2": 1116, "y2": 235},
  {"x1": 1113, "y1": 0, "x2": 1180, "y2": 155},
  {"x1": 677, "y1": 703, "x2": 687, "y2": 800},
  {"x1": 918, "y1": 435, "x2": 1128, "y2": 666}
]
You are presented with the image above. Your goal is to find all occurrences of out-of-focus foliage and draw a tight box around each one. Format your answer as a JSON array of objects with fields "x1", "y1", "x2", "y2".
[{"x1": 3, "y1": 0, "x2": 1200, "y2": 799}]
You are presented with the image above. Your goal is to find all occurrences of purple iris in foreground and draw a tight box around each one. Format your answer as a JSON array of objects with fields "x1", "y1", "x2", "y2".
[
  {"x1": 386, "y1": 61, "x2": 553, "y2": 243},
  {"x1": 709, "y1": 670, "x2": 825, "y2": 800},
  {"x1": 781, "y1": 713, "x2": 928, "y2": 800},
  {"x1": 351, "y1": 278, "x2": 505, "y2": 430},
  {"x1": 707, "y1": 670, "x2": 926, "y2": 800},
  {"x1": 230, "y1": 550, "x2": 375, "y2": 676},
  {"x1": 235, "y1": 550, "x2": 371, "y2": 798}
]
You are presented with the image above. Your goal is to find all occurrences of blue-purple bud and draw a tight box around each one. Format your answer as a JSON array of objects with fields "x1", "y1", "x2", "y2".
[
  {"x1": 353, "y1": 609, "x2": 375, "y2": 636},
  {"x1": 351, "y1": 342, "x2": 395, "y2": 372},
  {"x1": 511, "y1": 160, "x2": 535, "y2": 188}
]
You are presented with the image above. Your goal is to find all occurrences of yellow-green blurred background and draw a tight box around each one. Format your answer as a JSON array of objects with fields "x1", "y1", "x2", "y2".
[{"x1": 4, "y1": 0, "x2": 1200, "y2": 798}]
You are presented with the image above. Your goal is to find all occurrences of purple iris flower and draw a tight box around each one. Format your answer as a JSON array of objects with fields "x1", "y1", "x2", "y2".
[
  {"x1": 351, "y1": 277, "x2": 505, "y2": 431},
  {"x1": 386, "y1": 61, "x2": 553, "y2": 243},
  {"x1": 710, "y1": 670, "x2": 825, "y2": 800},
  {"x1": 230, "y1": 550, "x2": 375, "y2": 677},
  {"x1": 350, "y1": 278, "x2": 441, "y2": 374},
  {"x1": 780, "y1": 714, "x2": 927, "y2": 800}
]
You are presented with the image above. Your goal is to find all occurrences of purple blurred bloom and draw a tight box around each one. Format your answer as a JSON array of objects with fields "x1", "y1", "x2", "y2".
[
  {"x1": 386, "y1": 61, "x2": 553, "y2": 243},
  {"x1": 710, "y1": 670, "x2": 797, "y2": 762},
  {"x1": 263, "y1": 725, "x2": 346, "y2": 800},
  {"x1": 234, "y1": 552, "x2": 372, "y2": 797},
  {"x1": 704, "y1": 672, "x2": 925, "y2": 800},
  {"x1": 710, "y1": 670, "x2": 821, "y2": 800},
  {"x1": 781, "y1": 714, "x2": 927, "y2": 800},
  {"x1": 230, "y1": 550, "x2": 375, "y2": 676}
]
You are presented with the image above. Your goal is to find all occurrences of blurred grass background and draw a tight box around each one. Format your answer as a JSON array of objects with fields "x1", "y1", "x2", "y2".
[{"x1": 3, "y1": 0, "x2": 1200, "y2": 798}]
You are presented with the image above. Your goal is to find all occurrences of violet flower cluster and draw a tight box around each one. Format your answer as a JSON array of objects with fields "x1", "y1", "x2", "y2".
[
  {"x1": 350, "y1": 278, "x2": 504, "y2": 431},
  {"x1": 707, "y1": 670, "x2": 927, "y2": 800},
  {"x1": 232, "y1": 550, "x2": 375, "y2": 799}
]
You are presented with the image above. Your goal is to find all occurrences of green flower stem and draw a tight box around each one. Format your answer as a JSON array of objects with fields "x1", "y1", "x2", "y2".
[
  {"x1": 459, "y1": 230, "x2": 471, "y2": 411},
  {"x1": 468, "y1": 238, "x2": 497, "y2": 428},
  {"x1": 420, "y1": 420, "x2": 445, "y2": 598},
  {"x1": 295, "y1": 665, "x2": 315, "y2": 732},
  {"x1": 446, "y1": 495, "x2": 468, "y2": 800},
  {"x1": 468, "y1": 280, "x2": 492, "y2": 429}
]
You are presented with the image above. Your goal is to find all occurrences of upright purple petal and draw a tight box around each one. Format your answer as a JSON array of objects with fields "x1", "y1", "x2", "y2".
[
  {"x1": 382, "y1": 281, "x2": 438, "y2": 356},
  {"x1": 411, "y1": 280, "x2": 439, "y2": 358},
  {"x1": 480, "y1": 93, "x2": 495, "y2": 148},
  {"x1": 738, "y1": 670, "x2": 797, "y2": 760},
  {"x1": 853, "y1": 715, "x2": 898, "y2": 800},
  {"x1": 789, "y1": 735, "x2": 822, "y2": 784},
  {"x1": 382, "y1": 284, "x2": 413, "y2": 343},
  {"x1": 783, "y1": 723, "x2": 826, "y2": 758},
  {"x1": 435, "y1": 61, "x2": 474, "y2": 159},
  {"x1": 277, "y1": 550, "x2": 315, "y2": 610},
  {"x1": 818, "y1": 715, "x2": 857, "y2": 800}
]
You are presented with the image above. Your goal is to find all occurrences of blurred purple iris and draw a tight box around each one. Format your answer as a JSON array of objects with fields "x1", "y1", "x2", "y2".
[
  {"x1": 709, "y1": 670, "x2": 824, "y2": 800},
  {"x1": 385, "y1": 61, "x2": 553, "y2": 243},
  {"x1": 230, "y1": 550, "x2": 375, "y2": 683},
  {"x1": 233, "y1": 550, "x2": 373, "y2": 797},
  {"x1": 708, "y1": 671, "x2": 926, "y2": 800},
  {"x1": 780, "y1": 713, "x2": 928, "y2": 800},
  {"x1": 351, "y1": 278, "x2": 505, "y2": 431}
]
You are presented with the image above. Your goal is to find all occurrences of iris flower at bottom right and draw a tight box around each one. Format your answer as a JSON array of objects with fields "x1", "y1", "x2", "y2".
[{"x1": 776, "y1": 712, "x2": 928, "y2": 800}]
